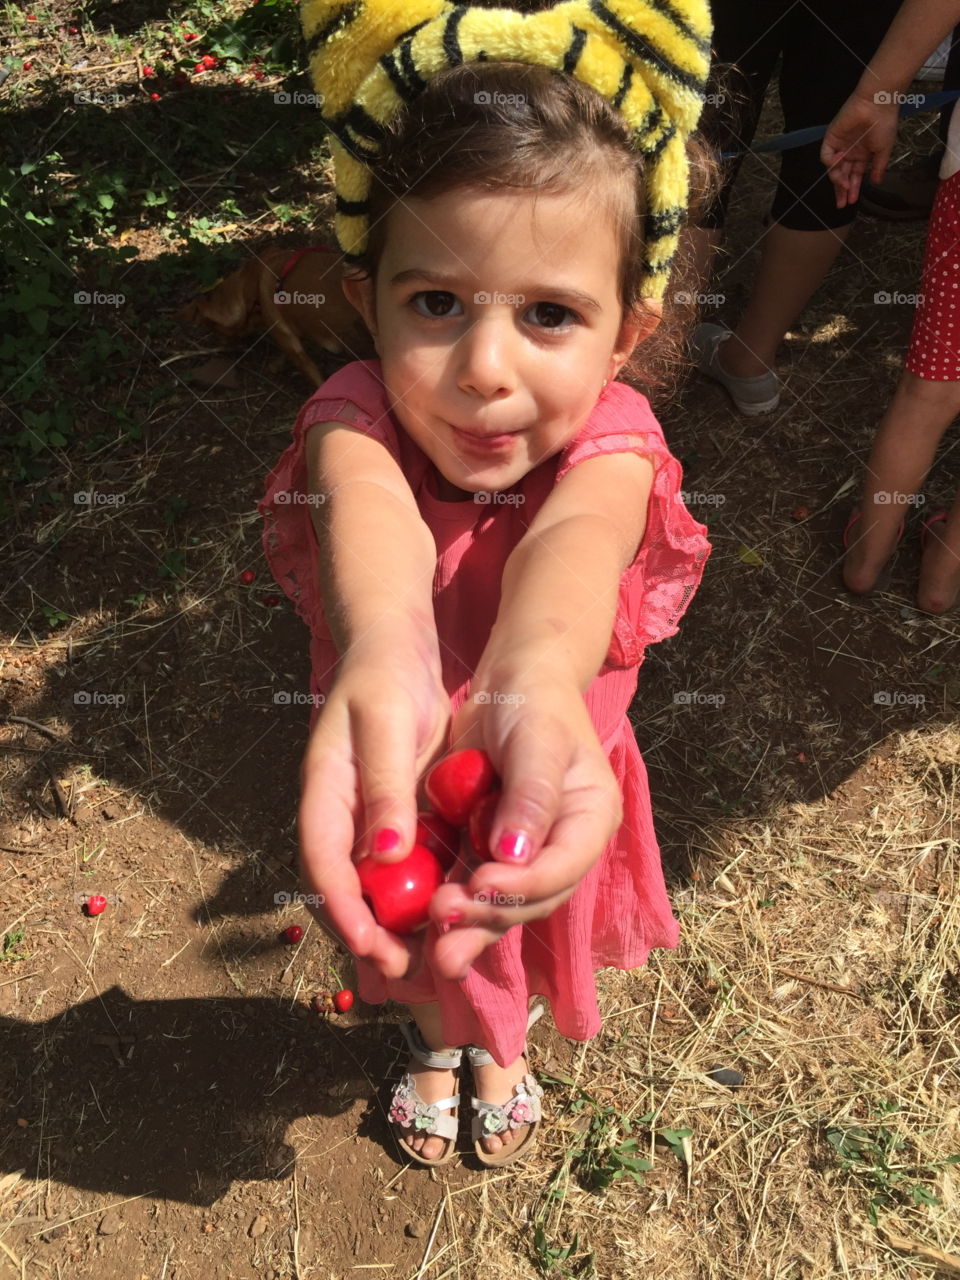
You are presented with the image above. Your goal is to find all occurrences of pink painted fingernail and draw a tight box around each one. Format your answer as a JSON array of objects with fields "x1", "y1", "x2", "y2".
[
  {"x1": 498, "y1": 829, "x2": 532, "y2": 861},
  {"x1": 373, "y1": 827, "x2": 400, "y2": 853}
]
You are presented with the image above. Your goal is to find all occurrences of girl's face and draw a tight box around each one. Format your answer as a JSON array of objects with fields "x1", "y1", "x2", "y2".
[{"x1": 342, "y1": 186, "x2": 656, "y2": 500}]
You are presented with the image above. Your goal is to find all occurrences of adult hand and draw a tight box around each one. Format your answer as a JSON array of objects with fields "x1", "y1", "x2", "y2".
[
  {"x1": 427, "y1": 673, "x2": 623, "y2": 981},
  {"x1": 297, "y1": 637, "x2": 449, "y2": 981},
  {"x1": 821, "y1": 90, "x2": 900, "y2": 208}
]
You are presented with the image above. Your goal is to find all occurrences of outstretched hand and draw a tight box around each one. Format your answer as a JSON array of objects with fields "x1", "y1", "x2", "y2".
[
  {"x1": 427, "y1": 674, "x2": 623, "y2": 982},
  {"x1": 297, "y1": 640, "x2": 449, "y2": 982},
  {"x1": 820, "y1": 90, "x2": 900, "y2": 209}
]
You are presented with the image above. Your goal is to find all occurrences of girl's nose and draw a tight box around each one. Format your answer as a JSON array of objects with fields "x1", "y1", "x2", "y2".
[{"x1": 455, "y1": 311, "x2": 515, "y2": 400}]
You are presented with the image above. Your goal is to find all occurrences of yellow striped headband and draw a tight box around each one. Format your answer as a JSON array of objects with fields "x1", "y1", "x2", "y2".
[{"x1": 300, "y1": 0, "x2": 712, "y2": 301}]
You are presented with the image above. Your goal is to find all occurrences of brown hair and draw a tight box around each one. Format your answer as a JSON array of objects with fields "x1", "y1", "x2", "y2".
[{"x1": 347, "y1": 57, "x2": 722, "y2": 406}]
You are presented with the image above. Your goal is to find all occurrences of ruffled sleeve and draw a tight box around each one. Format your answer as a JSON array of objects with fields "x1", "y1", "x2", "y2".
[
  {"x1": 555, "y1": 382, "x2": 711, "y2": 669},
  {"x1": 258, "y1": 360, "x2": 400, "y2": 640}
]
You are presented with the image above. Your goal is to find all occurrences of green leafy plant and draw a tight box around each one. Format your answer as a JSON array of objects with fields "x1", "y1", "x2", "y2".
[
  {"x1": 2, "y1": 926, "x2": 29, "y2": 962},
  {"x1": 826, "y1": 1101, "x2": 960, "y2": 1226}
]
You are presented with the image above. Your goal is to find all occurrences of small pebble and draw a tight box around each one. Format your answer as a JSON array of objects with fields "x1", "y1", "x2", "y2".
[
  {"x1": 405, "y1": 1221, "x2": 424, "y2": 1239},
  {"x1": 249, "y1": 1213, "x2": 267, "y2": 1238},
  {"x1": 707, "y1": 1064, "x2": 744, "y2": 1088},
  {"x1": 40, "y1": 1225, "x2": 68, "y2": 1242},
  {"x1": 348, "y1": 1154, "x2": 358, "y2": 1165},
  {"x1": 98, "y1": 1210, "x2": 121, "y2": 1235}
]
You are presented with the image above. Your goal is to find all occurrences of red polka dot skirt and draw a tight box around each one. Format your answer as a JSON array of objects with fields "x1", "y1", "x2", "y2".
[{"x1": 905, "y1": 170, "x2": 960, "y2": 381}]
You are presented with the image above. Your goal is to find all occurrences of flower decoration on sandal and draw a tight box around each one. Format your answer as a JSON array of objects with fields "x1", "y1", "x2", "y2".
[{"x1": 474, "y1": 1074, "x2": 544, "y2": 1136}]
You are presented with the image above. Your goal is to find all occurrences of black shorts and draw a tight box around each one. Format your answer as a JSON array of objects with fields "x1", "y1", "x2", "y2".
[{"x1": 699, "y1": 0, "x2": 901, "y2": 231}]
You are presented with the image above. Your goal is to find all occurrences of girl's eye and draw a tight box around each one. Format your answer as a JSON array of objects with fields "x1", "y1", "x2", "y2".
[
  {"x1": 411, "y1": 291, "x2": 462, "y2": 318},
  {"x1": 526, "y1": 301, "x2": 577, "y2": 329}
]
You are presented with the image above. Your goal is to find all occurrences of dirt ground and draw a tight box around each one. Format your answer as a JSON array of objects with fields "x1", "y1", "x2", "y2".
[{"x1": 2, "y1": 58, "x2": 960, "y2": 1280}]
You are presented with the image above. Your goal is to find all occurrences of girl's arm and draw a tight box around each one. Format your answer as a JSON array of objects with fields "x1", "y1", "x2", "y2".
[
  {"x1": 297, "y1": 421, "x2": 450, "y2": 980},
  {"x1": 427, "y1": 449, "x2": 656, "y2": 981},
  {"x1": 822, "y1": 1, "x2": 960, "y2": 207},
  {"x1": 480, "y1": 449, "x2": 655, "y2": 694}
]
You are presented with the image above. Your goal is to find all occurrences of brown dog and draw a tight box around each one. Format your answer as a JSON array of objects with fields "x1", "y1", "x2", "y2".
[{"x1": 176, "y1": 245, "x2": 376, "y2": 387}]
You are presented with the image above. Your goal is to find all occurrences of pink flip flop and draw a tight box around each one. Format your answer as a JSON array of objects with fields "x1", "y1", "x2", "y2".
[
  {"x1": 842, "y1": 508, "x2": 906, "y2": 550},
  {"x1": 920, "y1": 509, "x2": 948, "y2": 553}
]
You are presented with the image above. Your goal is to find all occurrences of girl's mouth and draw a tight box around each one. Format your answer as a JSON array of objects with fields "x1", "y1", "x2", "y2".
[{"x1": 451, "y1": 426, "x2": 518, "y2": 455}]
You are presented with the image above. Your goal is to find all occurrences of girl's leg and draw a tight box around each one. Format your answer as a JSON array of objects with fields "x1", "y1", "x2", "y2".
[
  {"x1": 844, "y1": 372, "x2": 960, "y2": 594},
  {"x1": 393, "y1": 1001, "x2": 460, "y2": 1162},
  {"x1": 918, "y1": 487, "x2": 960, "y2": 612}
]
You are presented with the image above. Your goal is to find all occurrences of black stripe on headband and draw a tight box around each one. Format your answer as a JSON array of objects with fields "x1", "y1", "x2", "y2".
[
  {"x1": 443, "y1": 6, "x2": 469, "y2": 65},
  {"x1": 380, "y1": 19, "x2": 432, "y2": 100},
  {"x1": 644, "y1": 120, "x2": 676, "y2": 160},
  {"x1": 335, "y1": 194, "x2": 370, "y2": 217},
  {"x1": 646, "y1": 0, "x2": 711, "y2": 58},
  {"x1": 305, "y1": 0, "x2": 362, "y2": 59},
  {"x1": 343, "y1": 102, "x2": 389, "y2": 145},
  {"x1": 612, "y1": 60, "x2": 632, "y2": 110},
  {"x1": 588, "y1": 0, "x2": 706, "y2": 95},
  {"x1": 323, "y1": 113, "x2": 381, "y2": 163},
  {"x1": 563, "y1": 25, "x2": 587, "y2": 75},
  {"x1": 646, "y1": 205, "x2": 684, "y2": 237}
]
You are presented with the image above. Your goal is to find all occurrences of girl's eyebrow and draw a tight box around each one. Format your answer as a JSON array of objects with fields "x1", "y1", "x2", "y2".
[{"x1": 389, "y1": 267, "x2": 603, "y2": 314}]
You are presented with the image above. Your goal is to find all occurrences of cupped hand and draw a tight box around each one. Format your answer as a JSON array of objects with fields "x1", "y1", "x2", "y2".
[
  {"x1": 820, "y1": 90, "x2": 900, "y2": 208},
  {"x1": 427, "y1": 675, "x2": 623, "y2": 981},
  {"x1": 297, "y1": 639, "x2": 450, "y2": 981}
]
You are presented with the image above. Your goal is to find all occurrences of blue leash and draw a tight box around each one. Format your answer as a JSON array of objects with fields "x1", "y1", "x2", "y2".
[{"x1": 719, "y1": 88, "x2": 960, "y2": 159}]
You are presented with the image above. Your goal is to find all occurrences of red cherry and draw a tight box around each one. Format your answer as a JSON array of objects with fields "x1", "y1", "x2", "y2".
[
  {"x1": 149, "y1": 92, "x2": 161, "y2": 101},
  {"x1": 333, "y1": 988, "x2": 354, "y2": 1013},
  {"x1": 142, "y1": 64, "x2": 155, "y2": 76},
  {"x1": 201, "y1": 54, "x2": 217, "y2": 69},
  {"x1": 23, "y1": 60, "x2": 33, "y2": 70},
  {"x1": 84, "y1": 894, "x2": 107, "y2": 916},
  {"x1": 183, "y1": 31, "x2": 198, "y2": 41},
  {"x1": 264, "y1": 594, "x2": 281, "y2": 607},
  {"x1": 424, "y1": 749, "x2": 497, "y2": 826},
  {"x1": 415, "y1": 811, "x2": 459, "y2": 872},
  {"x1": 467, "y1": 788, "x2": 502, "y2": 860},
  {"x1": 357, "y1": 844, "x2": 443, "y2": 934},
  {"x1": 239, "y1": 569, "x2": 255, "y2": 584},
  {"x1": 282, "y1": 925, "x2": 303, "y2": 944}
]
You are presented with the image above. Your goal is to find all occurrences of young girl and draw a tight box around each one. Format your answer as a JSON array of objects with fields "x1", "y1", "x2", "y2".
[
  {"x1": 824, "y1": 0, "x2": 960, "y2": 612},
  {"x1": 260, "y1": 0, "x2": 714, "y2": 1167}
]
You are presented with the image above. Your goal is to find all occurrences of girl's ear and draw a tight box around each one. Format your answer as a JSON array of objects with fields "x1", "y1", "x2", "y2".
[
  {"x1": 606, "y1": 297, "x2": 661, "y2": 382},
  {"x1": 341, "y1": 271, "x2": 380, "y2": 352}
]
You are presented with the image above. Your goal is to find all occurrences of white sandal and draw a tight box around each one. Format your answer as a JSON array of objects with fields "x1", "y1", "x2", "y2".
[
  {"x1": 388, "y1": 1020, "x2": 462, "y2": 1167},
  {"x1": 465, "y1": 1003, "x2": 545, "y2": 1167}
]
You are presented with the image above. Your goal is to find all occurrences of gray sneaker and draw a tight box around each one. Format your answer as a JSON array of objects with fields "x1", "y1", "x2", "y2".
[{"x1": 691, "y1": 322, "x2": 781, "y2": 415}]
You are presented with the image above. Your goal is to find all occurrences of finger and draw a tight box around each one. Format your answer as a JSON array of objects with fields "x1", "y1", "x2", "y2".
[
  {"x1": 484, "y1": 713, "x2": 570, "y2": 865},
  {"x1": 352, "y1": 697, "x2": 419, "y2": 863}
]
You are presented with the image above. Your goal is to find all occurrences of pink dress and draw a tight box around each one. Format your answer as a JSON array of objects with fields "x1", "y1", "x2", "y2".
[{"x1": 260, "y1": 358, "x2": 711, "y2": 1067}]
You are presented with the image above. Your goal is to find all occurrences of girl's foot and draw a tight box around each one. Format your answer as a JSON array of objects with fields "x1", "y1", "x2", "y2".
[
  {"x1": 841, "y1": 507, "x2": 906, "y2": 594},
  {"x1": 470, "y1": 1054, "x2": 535, "y2": 1157},
  {"x1": 918, "y1": 511, "x2": 960, "y2": 613},
  {"x1": 387, "y1": 1021, "x2": 461, "y2": 1166}
]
